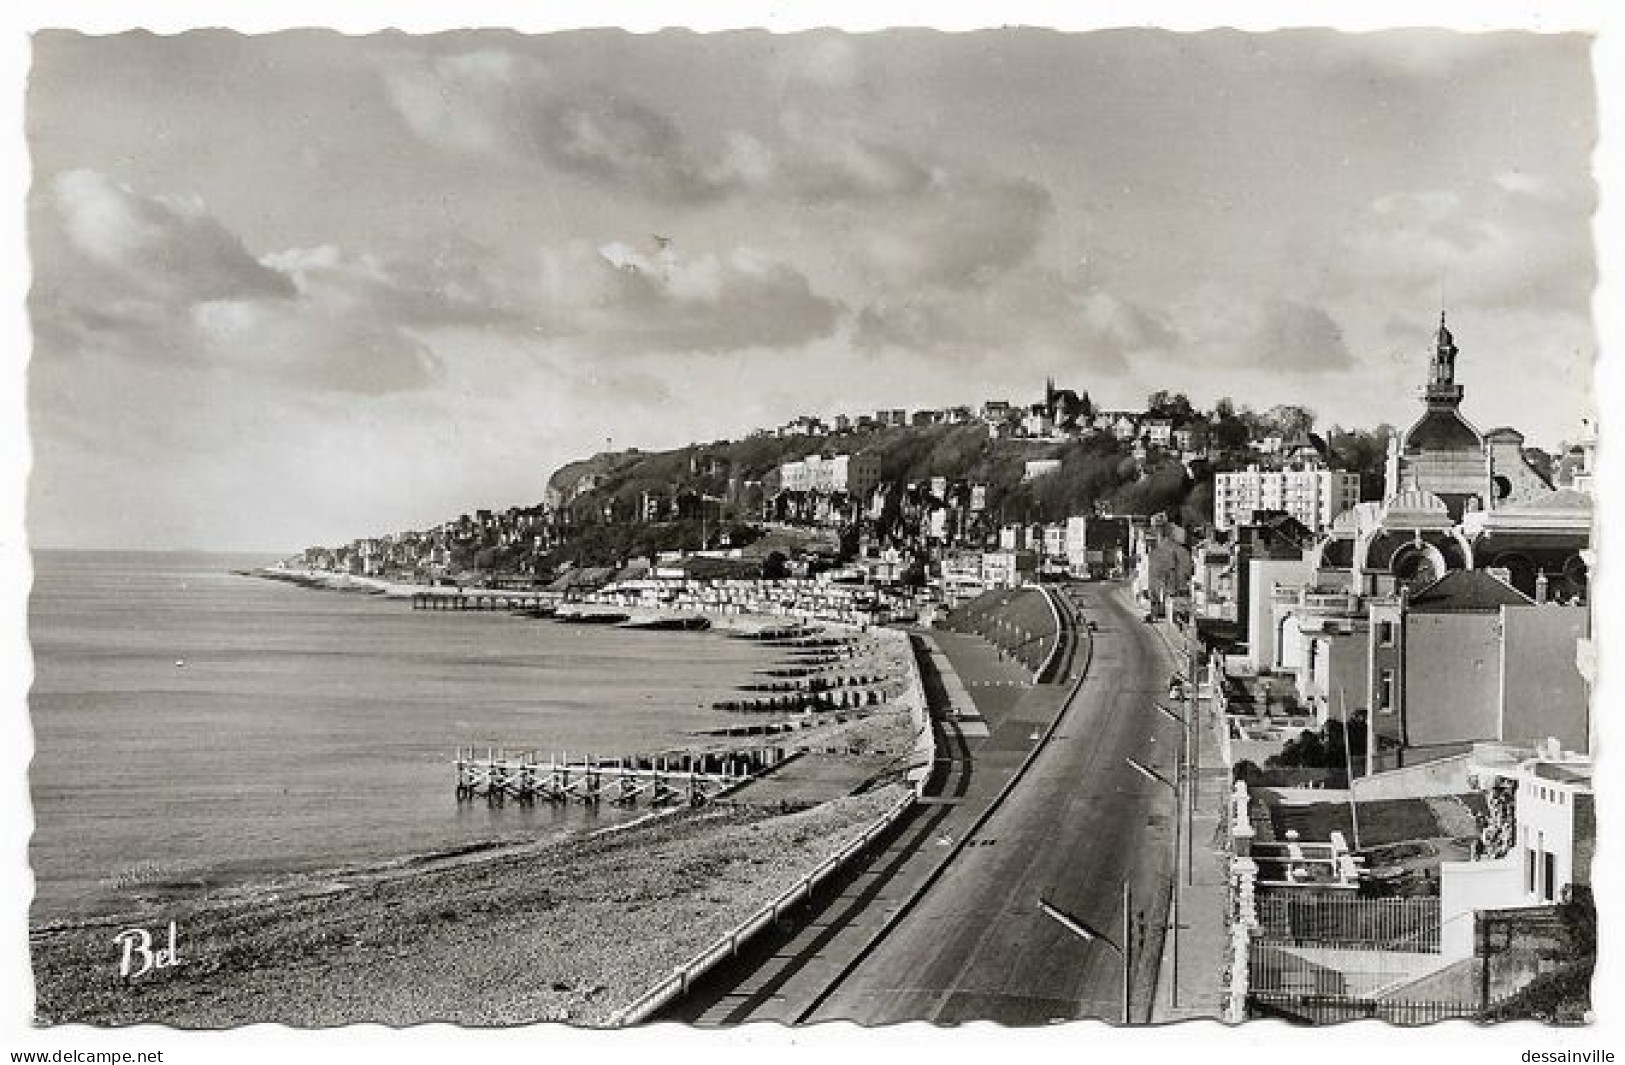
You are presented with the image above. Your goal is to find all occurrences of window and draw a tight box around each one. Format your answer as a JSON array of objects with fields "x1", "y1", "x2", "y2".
[
  {"x1": 1378, "y1": 668, "x2": 1395, "y2": 714},
  {"x1": 1543, "y1": 851, "x2": 1557, "y2": 902},
  {"x1": 1378, "y1": 620, "x2": 1396, "y2": 647},
  {"x1": 1526, "y1": 847, "x2": 1537, "y2": 894}
]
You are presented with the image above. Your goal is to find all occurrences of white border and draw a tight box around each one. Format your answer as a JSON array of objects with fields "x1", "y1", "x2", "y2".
[{"x1": 2, "y1": 3, "x2": 1619, "y2": 1061}]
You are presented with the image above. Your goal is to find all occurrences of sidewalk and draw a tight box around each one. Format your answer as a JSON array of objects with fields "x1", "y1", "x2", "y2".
[{"x1": 1150, "y1": 619, "x2": 1234, "y2": 1024}]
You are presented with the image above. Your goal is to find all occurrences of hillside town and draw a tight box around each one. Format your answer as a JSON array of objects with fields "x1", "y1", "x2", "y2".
[{"x1": 292, "y1": 315, "x2": 1597, "y2": 1022}]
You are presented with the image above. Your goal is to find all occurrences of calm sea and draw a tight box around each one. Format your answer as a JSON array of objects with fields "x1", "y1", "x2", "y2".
[{"x1": 26, "y1": 550, "x2": 777, "y2": 923}]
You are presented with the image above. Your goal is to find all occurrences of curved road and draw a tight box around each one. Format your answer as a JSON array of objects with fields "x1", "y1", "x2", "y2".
[{"x1": 805, "y1": 580, "x2": 1181, "y2": 1025}]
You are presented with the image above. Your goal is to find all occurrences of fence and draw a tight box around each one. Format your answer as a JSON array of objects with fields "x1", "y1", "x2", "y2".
[
  {"x1": 1248, "y1": 939, "x2": 1441, "y2": 999},
  {"x1": 606, "y1": 789, "x2": 917, "y2": 1026},
  {"x1": 1250, "y1": 993, "x2": 1481, "y2": 1026},
  {"x1": 607, "y1": 625, "x2": 939, "y2": 1026},
  {"x1": 1256, "y1": 894, "x2": 1441, "y2": 952}
]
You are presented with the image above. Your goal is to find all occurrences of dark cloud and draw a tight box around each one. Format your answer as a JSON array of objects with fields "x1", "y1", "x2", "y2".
[
  {"x1": 854, "y1": 265, "x2": 1176, "y2": 375},
  {"x1": 547, "y1": 241, "x2": 842, "y2": 355},
  {"x1": 1248, "y1": 301, "x2": 1353, "y2": 371},
  {"x1": 51, "y1": 169, "x2": 294, "y2": 304},
  {"x1": 36, "y1": 171, "x2": 443, "y2": 394},
  {"x1": 382, "y1": 51, "x2": 750, "y2": 204}
]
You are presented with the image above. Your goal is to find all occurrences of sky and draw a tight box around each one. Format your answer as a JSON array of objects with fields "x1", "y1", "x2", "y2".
[{"x1": 22, "y1": 27, "x2": 1600, "y2": 552}]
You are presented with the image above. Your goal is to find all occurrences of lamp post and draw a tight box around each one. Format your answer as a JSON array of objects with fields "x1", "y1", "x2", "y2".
[
  {"x1": 1185, "y1": 622, "x2": 1200, "y2": 886},
  {"x1": 1127, "y1": 754, "x2": 1180, "y2": 1009},
  {"x1": 1038, "y1": 888, "x2": 1135, "y2": 1026}
]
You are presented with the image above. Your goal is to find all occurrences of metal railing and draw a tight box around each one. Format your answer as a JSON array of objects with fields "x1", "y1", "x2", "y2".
[
  {"x1": 1257, "y1": 894, "x2": 1441, "y2": 952},
  {"x1": 606, "y1": 789, "x2": 917, "y2": 1026},
  {"x1": 1250, "y1": 992, "x2": 1482, "y2": 1026}
]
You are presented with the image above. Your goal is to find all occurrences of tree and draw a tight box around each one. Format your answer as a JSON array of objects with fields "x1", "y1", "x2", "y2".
[
  {"x1": 1147, "y1": 390, "x2": 1197, "y2": 427},
  {"x1": 1328, "y1": 424, "x2": 1394, "y2": 501},
  {"x1": 1267, "y1": 712, "x2": 1368, "y2": 770},
  {"x1": 1209, "y1": 398, "x2": 1252, "y2": 452},
  {"x1": 1262, "y1": 404, "x2": 1316, "y2": 439}
]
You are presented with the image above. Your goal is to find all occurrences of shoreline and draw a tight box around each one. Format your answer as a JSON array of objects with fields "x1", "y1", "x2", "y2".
[
  {"x1": 31, "y1": 786, "x2": 912, "y2": 1027},
  {"x1": 32, "y1": 567, "x2": 929, "y2": 1026}
]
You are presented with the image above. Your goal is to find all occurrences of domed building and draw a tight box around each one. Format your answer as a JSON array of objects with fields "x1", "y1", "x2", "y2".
[
  {"x1": 1387, "y1": 314, "x2": 1489, "y2": 520},
  {"x1": 1386, "y1": 315, "x2": 1561, "y2": 521}
]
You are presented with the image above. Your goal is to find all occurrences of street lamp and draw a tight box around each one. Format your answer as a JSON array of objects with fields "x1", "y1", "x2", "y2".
[
  {"x1": 1154, "y1": 701, "x2": 1194, "y2": 890},
  {"x1": 1126, "y1": 754, "x2": 1182, "y2": 1010},
  {"x1": 1038, "y1": 889, "x2": 1135, "y2": 1026}
]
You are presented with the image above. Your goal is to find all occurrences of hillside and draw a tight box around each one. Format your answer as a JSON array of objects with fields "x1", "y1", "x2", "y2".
[{"x1": 547, "y1": 423, "x2": 1196, "y2": 528}]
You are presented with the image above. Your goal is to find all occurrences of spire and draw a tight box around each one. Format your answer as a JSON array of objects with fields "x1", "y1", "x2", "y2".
[
  {"x1": 1424, "y1": 312, "x2": 1464, "y2": 410},
  {"x1": 1435, "y1": 310, "x2": 1457, "y2": 368}
]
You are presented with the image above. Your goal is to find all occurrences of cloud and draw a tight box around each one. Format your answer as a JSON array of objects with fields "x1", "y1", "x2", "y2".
[
  {"x1": 1246, "y1": 301, "x2": 1352, "y2": 370},
  {"x1": 852, "y1": 171, "x2": 1052, "y2": 291},
  {"x1": 543, "y1": 241, "x2": 841, "y2": 355},
  {"x1": 38, "y1": 171, "x2": 444, "y2": 394},
  {"x1": 1160, "y1": 290, "x2": 1352, "y2": 373},
  {"x1": 381, "y1": 51, "x2": 750, "y2": 204},
  {"x1": 1338, "y1": 176, "x2": 1595, "y2": 314},
  {"x1": 853, "y1": 263, "x2": 1176, "y2": 375},
  {"x1": 52, "y1": 169, "x2": 294, "y2": 304}
]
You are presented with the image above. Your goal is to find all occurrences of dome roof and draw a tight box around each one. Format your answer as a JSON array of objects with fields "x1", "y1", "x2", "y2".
[
  {"x1": 1379, "y1": 489, "x2": 1455, "y2": 530},
  {"x1": 1403, "y1": 409, "x2": 1482, "y2": 452}
]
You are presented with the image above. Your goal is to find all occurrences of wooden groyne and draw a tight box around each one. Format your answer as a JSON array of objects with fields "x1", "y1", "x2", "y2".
[
  {"x1": 453, "y1": 748, "x2": 787, "y2": 806},
  {"x1": 712, "y1": 688, "x2": 889, "y2": 714}
]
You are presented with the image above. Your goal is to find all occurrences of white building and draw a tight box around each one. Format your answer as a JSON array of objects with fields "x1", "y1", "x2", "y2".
[
  {"x1": 1214, "y1": 464, "x2": 1361, "y2": 534},
  {"x1": 1438, "y1": 744, "x2": 1594, "y2": 961},
  {"x1": 1023, "y1": 458, "x2": 1063, "y2": 482},
  {"x1": 1040, "y1": 522, "x2": 1068, "y2": 562},
  {"x1": 1065, "y1": 516, "x2": 1090, "y2": 574},
  {"x1": 779, "y1": 451, "x2": 883, "y2": 498},
  {"x1": 982, "y1": 550, "x2": 1035, "y2": 589}
]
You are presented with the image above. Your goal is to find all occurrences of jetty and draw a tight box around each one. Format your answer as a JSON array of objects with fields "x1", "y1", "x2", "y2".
[
  {"x1": 411, "y1": 590, "x2": 556, "y2": 611},
  {"x1": 453, "y1": 747, "x2": 787, "y2": 806}
]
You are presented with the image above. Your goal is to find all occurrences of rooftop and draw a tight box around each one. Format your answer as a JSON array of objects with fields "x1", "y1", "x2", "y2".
[
  {"x1": 1530, "y1": 761, "x2": 1593, "y2": 788},
  {"x1": 1403, "y1": 408, "x2": 1482, "y2": 452},
  {"x1": 1408, "y1": 569, "x2": 1535, "y2": 613}
]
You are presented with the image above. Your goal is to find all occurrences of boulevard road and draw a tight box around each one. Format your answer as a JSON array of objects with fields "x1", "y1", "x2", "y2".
[{"x1": 805, "y1": 580, "x2": 1181, "y2": 1025}]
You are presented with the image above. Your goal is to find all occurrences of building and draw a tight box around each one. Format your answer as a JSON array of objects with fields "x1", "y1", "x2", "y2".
[
  {"x1": 1460, "y1": 489, "x2": 1592, "y2": 603},
  {"x1": 1214, "y1": 464, "x2": 1361, "y2": 534},
  {"x1": 982, "y1": 549, "x2": 1037, "y2": 589},
  {"x1": 1023, "y1": 457, "x2": 1063, "y2": 482},
  {"x1": 777, "y1": 451, "x2": 882, "y2": 498},
  {"x1": 1141, "y1": 418, "x2": 1174, "y2": 447},
  {"x1": 1438, "y1": 745, "x2": 1594, "y2": 962},
  {"x1": 1366, "y1": 570, "x2": 1591, "y2": 771}
]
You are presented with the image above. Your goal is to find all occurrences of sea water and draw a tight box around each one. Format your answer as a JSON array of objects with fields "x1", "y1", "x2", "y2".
[{"x1": 26, "y1": 551, "x2": 778, "y2": 922}]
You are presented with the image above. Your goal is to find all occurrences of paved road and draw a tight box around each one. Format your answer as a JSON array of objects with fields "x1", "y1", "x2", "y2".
[
  {"x1": 805, "y1": 581, "x2": 1181, "y2": 1025},
  {"x1": 664, "y1": 592, "x2": 1066, "y2": 1026}
]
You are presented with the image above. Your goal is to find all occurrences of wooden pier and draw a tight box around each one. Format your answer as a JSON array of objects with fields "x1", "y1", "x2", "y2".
[
  {"x1": 453, "y1": 748, "x2": 784, "y2": 806},
  {"x1": 413, "y1": 591, "x2": 554, "y2": 612}
]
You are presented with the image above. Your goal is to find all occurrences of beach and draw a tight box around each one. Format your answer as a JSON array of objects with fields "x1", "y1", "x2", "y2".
[
  {"x1": 29, "y1": 555, "x2": 928, "y2": 1026},
  {"x1": 31, "y1": 784, "x2": 910, "y2": 1027}
]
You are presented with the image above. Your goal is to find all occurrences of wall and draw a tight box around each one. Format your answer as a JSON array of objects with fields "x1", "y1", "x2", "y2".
[
  {"x1": 1403, "y1": 612, "x2": 1500, "y2": 747},
  {"x1": 1499, "y1": 605, "x2": 1590, "y2": 752},
  {"x1": 1325, "y1": 627, "x2": 1371, "y2": 721},
  {"x1": 1247, "y1": 558, "x2": 1312, "y2": 673},
  {"x1": 1439, "y1": 856, "x2": 1522, "y2": 961},
  {"x1": 1516, "y1": 773, "x2": 1587, "y2": 905},
  {"x1": 1368, "y1": 600, "x2": 1405, "y2": 767},
  {"x1": 1351, "y1": 753, "x2": 1471, "y2": 801}
]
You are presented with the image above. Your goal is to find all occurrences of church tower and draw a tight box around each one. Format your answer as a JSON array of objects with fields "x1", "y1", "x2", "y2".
[
  {"x1": 1395, "y1": 313, "x2": 1488, "y2": 520},
  {"x1": 1425, "y1": 312, "x2": 1464, "y2": 410}
]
